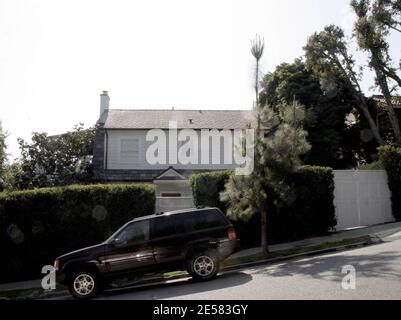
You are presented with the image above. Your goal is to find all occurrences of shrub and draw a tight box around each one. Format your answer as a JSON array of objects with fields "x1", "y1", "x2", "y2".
[
  {"x1": 190, "y1": 166, "x2": 336, "y2": 247},
  {"x1": 359, "y1": 161, "x2": 384, "y2": 170},
  {"x1": 379, "y1": 146, "x2": 401, "y2": 220},
  {"x1": 189, "y1": 170, "x2": 233, "y2": 210},
  {"x1": 190, "y1": 170, "x2": 261, "y2": 247},
  {"x1": 0, "y1": 183, "x2": 155, "y2": 283},
  {"x1": 275, "y1": 166, "x2": 336, "y2": 240}
]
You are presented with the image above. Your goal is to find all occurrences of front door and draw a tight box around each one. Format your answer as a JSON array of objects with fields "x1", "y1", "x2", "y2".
[{"x1": 104, "y1": 220, "x2": 155, "y2": 273}]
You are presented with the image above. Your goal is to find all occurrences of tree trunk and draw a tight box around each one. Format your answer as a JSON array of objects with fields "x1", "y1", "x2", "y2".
[
  {"x1": 261, "y1": 208, "x2": 269, "y2": 254},
  {"x1": 382, "y1": 66, "x2": 401, "y2": 89},
  {"x1": 255, "y1": 60, "x2": 260, "y2": 107},
  {"x1": 333, "y1": 57, "x2": 385, "y2": 145},
  {"x1": 375, "y1": 69, "x2": 401, "y2": 144},
  {"x1": 358, "y1": 96, "x2": 386, "y2": 145}
]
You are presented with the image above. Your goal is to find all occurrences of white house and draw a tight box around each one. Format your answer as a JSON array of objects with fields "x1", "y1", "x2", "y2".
[{"x1": 93, "y1": 91, "x2": 256, "y2": 212}]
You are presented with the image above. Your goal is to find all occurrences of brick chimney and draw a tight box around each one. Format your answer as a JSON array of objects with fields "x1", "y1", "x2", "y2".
[{"x1": 100, "y1": 90, "x2": 110, "y2": 117}]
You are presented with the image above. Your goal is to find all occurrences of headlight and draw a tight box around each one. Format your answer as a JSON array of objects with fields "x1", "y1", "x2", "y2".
[{"x1": 54, "y1": 259, "x2": 59, "y2": 270}]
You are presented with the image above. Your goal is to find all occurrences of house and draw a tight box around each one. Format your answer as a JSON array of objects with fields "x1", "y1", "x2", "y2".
[
  {"x1": 93, "y1": 91, "x2": 256, "y2": 212},
  {"x1": 371, "y1": 95, "x2": 401, "y2": 133},
  {"x1": 372, "y1": 95, "x2": 401, "y2": 109}
]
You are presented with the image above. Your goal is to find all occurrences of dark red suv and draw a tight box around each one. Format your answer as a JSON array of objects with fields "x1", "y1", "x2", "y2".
[{"x1": 54, "y1": 207, "x2": 240, "y2": 299}]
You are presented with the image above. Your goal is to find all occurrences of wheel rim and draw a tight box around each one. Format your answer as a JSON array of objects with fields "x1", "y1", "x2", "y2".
[
  {"x1": 73, "y1": 273, "x2": 95, "y2": 296},
  {"x1": 193, "y1": 255, "x2": 215, "y2": 277}
]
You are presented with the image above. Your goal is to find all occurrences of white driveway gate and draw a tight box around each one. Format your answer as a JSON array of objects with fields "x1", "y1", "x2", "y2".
[{"x1": 333, "y1": 170, "x2": 394, "y2": 230}]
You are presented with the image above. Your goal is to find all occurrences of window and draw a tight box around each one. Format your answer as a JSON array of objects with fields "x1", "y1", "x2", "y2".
[
  {"x1": 114, "y1": 220, "x2": 149, "y2": 245},
  {"x1": 120, "y1": 139, "x2": 140, "y2": 163},
  {"x1": 152, "y1": 217, "x2": 180, "y2": 239},
  {"x1": 161, "y1": 193, "x2": 182, "y2": 198},
  {"x1": 182, "y1": 209, "x2": 227, "y2": 233}
]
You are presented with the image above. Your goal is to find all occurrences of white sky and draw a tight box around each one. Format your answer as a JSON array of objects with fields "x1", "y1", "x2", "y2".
[{"x1": 0, "y1": 0, "x2": 400, "y2": 160}]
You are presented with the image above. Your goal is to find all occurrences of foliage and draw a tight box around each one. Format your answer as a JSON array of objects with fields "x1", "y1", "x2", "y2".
[
  {"x1": 0, "y1": 121, "x2": 8, "y2": 192},
  {"x1": 281, "y1": 166, "x2": 336, "y2": 238},
  {"x1": 219, "y1": 101, "x2": 311, "y2": 253},
  {"x1": 259, "y1": 59, "x2": 359, "y2": 168},
  {"x1": 304, "y1": 24, "x2": 385, "y2": 146},
  {"x1": 189, "y1": 170, "x2": 233, "y2": 210},
  {"x1": 359, "y1": 160, "x2": 384, "y2": 169},
  {"x1": 370, "y1": 0, "x2": 401, "y2": 34},
  {"x1": 379, "y1": 145, "x2": 401, "y2": 220},
  {"x1": 0, "y1": 162, "x2": 22, "y2": 192},
  {"x1": 0, "y1": 183, "x2": 155, "y2": 283},
  {"x1": 190, "y1": 166, "x2": 336, "y2": 247},
  {"x1": 251, "y1": 35, "x2": 265, "y2": 105},
  {"x1": 17, "y1": 124, "x2": 97, "y2": 189},
  {"x1": 352, "y1": 0, "x2": 401, "y2": 144}
]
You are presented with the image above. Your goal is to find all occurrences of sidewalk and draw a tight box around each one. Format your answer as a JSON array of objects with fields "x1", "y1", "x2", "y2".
[
  {"x1": 230, "y1": 221, "x2": 401, "y2": 259},
  {"x1": 1, "y1": 221, "x2": 401, "y2": 294}
]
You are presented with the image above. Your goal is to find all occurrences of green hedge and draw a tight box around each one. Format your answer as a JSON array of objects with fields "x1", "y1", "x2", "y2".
[
  {"x1": 190, "y1": 166, "x2": 336, "y2": 247},
  {"x1": 379, "y1": 146, "x2": 401, "y2": 220},
  {"x1": 189, "y1": 170, "x2": 233, "y2": 211},
  {"x1": 0, "y1": 184, "x2": 155, "y2": 283},
  {"x1": 279, "y1": 166, "x2": 336, "y2": 239}
]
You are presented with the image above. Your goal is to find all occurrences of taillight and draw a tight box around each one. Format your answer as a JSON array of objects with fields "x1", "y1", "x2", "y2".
[
  {"x1": 227, "y1": 227, "x2": 237, "y2": 241},
  {"x1": 54, "y1": 259, "x2": 59, "y2": 270}
]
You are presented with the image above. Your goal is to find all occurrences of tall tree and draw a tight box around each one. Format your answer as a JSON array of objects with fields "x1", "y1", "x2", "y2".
[
  {"x1": 259, "y1": 59, "x2": 359, "y2": 168},
  {"x1": 17, "y1": 124, "x2": 96, "y2": 189},
  {"x1": 304, "y1": 25, "x2": 385, "y2": 145},
  {"x1": 221, "y1": 36, "x2": 310, "y2": 254},
  {"x1": 371, "y1": 0, "x2": 401, "y2": 35},
  {"x1": 352, "y1": 0, "x2": 401, "y2": 144},
  {"x1": 251, "y1": 35, "x2": 265, "y2": 107},
  {"x1": 220, "y1": 101, "x2": 311, "y2": 254}
]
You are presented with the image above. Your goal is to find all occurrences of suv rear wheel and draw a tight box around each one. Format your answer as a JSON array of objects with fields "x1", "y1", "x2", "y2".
[
  {"x1": 68, "y1": 270, "x2": 99, "y2": 300},
  {"x1": 187, "y1": 251, "x2": 219, "y2": 281}
]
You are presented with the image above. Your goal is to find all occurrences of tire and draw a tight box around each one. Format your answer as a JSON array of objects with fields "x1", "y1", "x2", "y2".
[
  {"x1": 68, "y1": 270, "x2": 100, "y2": 300},
  {"x1": 187, "y1": 251, "x2": 220, "y2": 281}
]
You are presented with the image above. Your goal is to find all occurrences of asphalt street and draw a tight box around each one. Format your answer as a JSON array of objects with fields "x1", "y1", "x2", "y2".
[{"x1": 60, "y1": 237, "x2": 400, "y2": 300}]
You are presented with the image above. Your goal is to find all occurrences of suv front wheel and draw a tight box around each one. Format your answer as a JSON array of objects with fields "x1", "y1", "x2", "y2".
[
  {"x1": 68, "y1": 270, "x2": 100, "y2": 300},
  {"x1": 187, "y1": 251, "x2": 219, "y2": 281}
]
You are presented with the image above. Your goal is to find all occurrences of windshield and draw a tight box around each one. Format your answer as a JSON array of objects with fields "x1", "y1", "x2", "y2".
[{"x1": 105, "y1": 223, "x2": 129, "y2": 244}]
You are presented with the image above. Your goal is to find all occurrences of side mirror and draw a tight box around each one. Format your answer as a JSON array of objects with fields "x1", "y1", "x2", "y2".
[{"x1": 110, "y1": 238, "x2": 124, "y2": 247}]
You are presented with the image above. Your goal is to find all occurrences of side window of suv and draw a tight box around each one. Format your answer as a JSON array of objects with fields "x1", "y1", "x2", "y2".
[
  {"x1": 114, "y1": 220, "x2": 150, "y2": 245},
  {"x1": 152, "y1": 217, "x2": 179, "y2": 239},
  {"x1": 183, "y1": 209, "x2": 227, "y2": 232}
]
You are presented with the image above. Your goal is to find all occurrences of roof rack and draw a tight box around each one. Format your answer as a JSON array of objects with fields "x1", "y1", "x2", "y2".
[{"x1": 196, "y1": 206, "x2": 210, "y2": 209}]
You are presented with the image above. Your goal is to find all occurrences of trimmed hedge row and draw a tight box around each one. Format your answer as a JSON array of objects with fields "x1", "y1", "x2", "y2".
[
  {"x1": 0, "y1": 184, "x2": 155, "y2": 283},
  {"x1": 189, "y1": 170, "x2": 233, "y2": 211},
  {"x1": 379, "y1": 146, "x2": 401, "y2": 220},
  {"x1": 190, "y1": 166, "x2": 336, "y2": 248}
]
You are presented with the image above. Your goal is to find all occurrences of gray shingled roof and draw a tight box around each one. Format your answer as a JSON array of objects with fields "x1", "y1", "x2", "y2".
[{"x1": 101, "y1": 109, "x2": 257, "y2": 129}]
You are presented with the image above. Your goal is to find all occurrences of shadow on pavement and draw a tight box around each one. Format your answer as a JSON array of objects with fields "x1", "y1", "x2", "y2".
[
  {"x1": 249, "y1": 245, "x2": 401, "y2": 282},
  {"x1": 95, "y1": 271, "x2": 253, "y2": 300}
]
